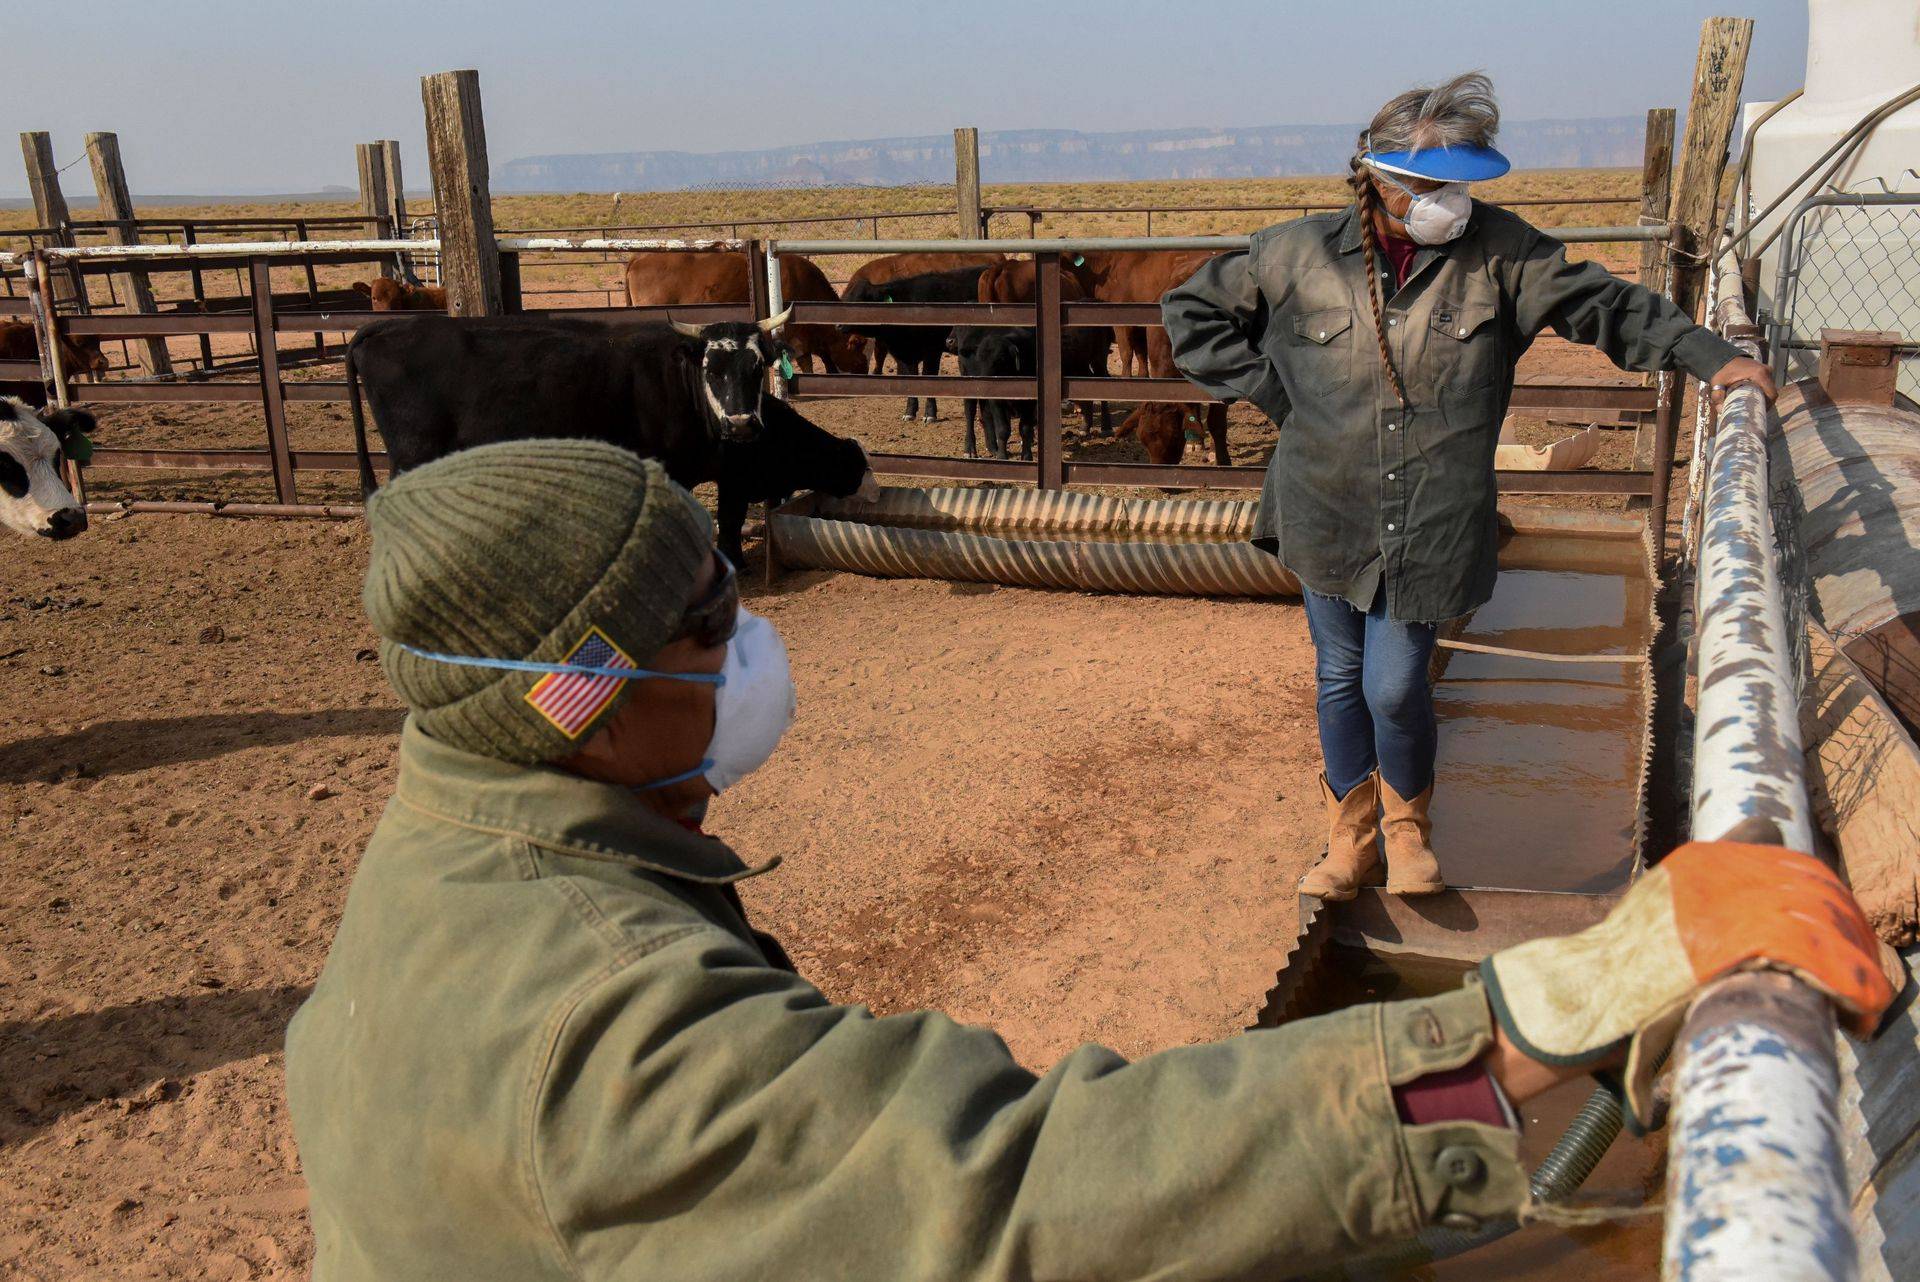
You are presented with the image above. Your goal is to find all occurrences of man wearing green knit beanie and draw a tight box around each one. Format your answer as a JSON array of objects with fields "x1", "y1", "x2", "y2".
[{"x1": 285, "y1": 439, "x2": 1884, "y2": 1281}]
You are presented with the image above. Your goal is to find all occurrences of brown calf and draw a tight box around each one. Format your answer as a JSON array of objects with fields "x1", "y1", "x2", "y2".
[
  {"x1": 0, "y1": 320, "x2": 109, "y2": 408},
  {"x1": 622, "y1": 251, "x2": 867, "y2": 375},
  {"x1": 1076, "y1": 250, "x2": 1224, "y2": 376},
  {"x1": 1114, "y1": 327, "x2": 1230, "y2": 465},
  {"x1": 353, "y1": 279, "x2": 448, "y2": 311}
]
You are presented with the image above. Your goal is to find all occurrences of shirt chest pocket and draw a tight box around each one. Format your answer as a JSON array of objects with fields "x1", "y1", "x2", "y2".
[
  {"x1": 1280, "y1": 306, "x2": 1355, "y2": 396},
  {"x1": 1426, "y1": 299, "x2": 1504, "y2": 393}
]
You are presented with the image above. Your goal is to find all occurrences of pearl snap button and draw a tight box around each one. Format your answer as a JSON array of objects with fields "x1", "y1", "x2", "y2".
[
  {"x1": 1387, "y1": 523, "x2": 1396, "y2": 531},
  {"x1": 1318, "y1": 330, "x2": 1327, "y2": 339},
  {"x1": 1436, "y1": 1146, "x2": 1486, "y2": 1189},
  {"x1": 1458, "y1": 326, "x2": 1467, "y2": 337}
]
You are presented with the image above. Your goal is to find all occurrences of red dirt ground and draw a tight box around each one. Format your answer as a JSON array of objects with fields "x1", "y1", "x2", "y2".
[{"x1": 1, "y1": 515, "x2": 1323, "y2": 1279}]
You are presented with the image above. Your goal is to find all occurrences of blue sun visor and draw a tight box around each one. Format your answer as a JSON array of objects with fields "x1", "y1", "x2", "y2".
[{"x1": 1364, "y1": 143, "x2": 1511, "y2": 183}]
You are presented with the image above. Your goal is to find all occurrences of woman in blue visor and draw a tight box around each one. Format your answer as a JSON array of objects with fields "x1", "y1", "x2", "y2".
[{"x1": 1163, "y1": 73, "x2": 1774, "y2": 900}]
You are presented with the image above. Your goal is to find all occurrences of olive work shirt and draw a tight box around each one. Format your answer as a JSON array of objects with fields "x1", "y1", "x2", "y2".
[
  {"x1": 1161, "y1": 204, "x2": 1742, "y2": 622},
  {"x1": 286, "y1": 721, "x2": 1526, "y2": 1281}
]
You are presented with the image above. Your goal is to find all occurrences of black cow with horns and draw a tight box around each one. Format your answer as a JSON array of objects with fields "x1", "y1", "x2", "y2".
[{"x1": 347, "y1": 311, "x2": 877, "y2": 565}]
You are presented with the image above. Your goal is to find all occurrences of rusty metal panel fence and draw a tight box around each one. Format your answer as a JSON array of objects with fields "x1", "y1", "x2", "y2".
[{"x1": 10, "y1": 223, "x2": 1681, "y2": 520}]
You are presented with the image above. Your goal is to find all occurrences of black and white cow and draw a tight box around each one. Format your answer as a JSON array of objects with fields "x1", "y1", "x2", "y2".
[
  {"x1": 344, "y1": 312, "x2": 877, "y2": 565},
  {"x1": 0, "y1": 397, "x2": 92, "y2": 540},
  {"x1": 347, "y1": 310, "x2": 795, "y2": 498}
]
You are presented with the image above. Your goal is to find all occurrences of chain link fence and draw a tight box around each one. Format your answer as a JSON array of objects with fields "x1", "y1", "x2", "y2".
[{"x1": 1770, "y1": 191, "x2": 1920, "y2": 403}]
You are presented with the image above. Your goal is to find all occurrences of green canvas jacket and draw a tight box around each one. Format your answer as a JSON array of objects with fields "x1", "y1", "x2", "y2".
[
  {"x1": 1162, "y1": 204, "x2": 1741, "y2": 622},
  {"x1": 286, "y1": 721, "x2": 1526, "y2": 1280}
]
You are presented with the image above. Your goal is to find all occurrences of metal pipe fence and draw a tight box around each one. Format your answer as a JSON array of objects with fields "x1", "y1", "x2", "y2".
[
  {"x1": 1664, "y1": 285, "x2": 1853, "y2": 1281},
  {"x1": 15, "y1": 222, "x2": 1679, "y2": 512},
  {"x1": 766, "y1": 228, "x2": 1678, "y2": 501}
]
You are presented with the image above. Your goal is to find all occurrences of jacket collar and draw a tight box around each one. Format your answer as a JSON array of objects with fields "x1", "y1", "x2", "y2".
[
  {"x1": 390, "y1": 718, "x2": 776, "y2": 885},
  {"x1": 1331, "y1": 202, "x2": 1479, "y2": 300},
  {"x1": 1335, "y1": 203, "x2": 1368, "y2": 255}
]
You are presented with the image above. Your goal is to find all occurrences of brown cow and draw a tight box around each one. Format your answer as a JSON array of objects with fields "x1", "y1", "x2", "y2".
[
  {"x1": 353, "y1": 279, "x2": 447, "y2": 311},
  {"x1": 1115, "y1": 327, "x2": 1230, "y2": 465},
  {"x1": 623, "y1": 251, "x2": 867, "y2": 375},
  {"x1": 0, "y1": 321, "x2": 109, "y2": 408},
  {"x1": 1077, "y1": 250, "x2": 1223, "y2": 376},
  {"x1": 846, "y1": 251, "x2": 1005, "y2": 292},
  {"x1": 973, "y1": 257, "x2": 1096, "y2": 305}
]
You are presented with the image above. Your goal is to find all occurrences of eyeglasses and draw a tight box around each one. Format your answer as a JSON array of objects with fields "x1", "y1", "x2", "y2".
[{"x1": 670, "y1": 549, "x2": 739, "y2": 649}]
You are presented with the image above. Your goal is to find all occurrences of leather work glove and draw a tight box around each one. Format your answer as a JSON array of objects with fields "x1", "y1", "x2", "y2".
[{"x1": 1480, "y1": 841, "x2": 1898, "y2": 1130}]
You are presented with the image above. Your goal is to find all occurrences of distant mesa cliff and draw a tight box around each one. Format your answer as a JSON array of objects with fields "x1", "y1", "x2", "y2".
[{"x1": 496, "y1": 119, "x2": 1646, "y2": 192}]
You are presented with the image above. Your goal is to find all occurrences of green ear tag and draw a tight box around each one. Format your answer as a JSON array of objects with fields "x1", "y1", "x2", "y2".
[
  {"x1": 1073, "y1": 255, "x2": 1085, "y2": 267},
  {"x1": 778, "y1": 354, "x2": 796, "y2": 379},
  {"x1": 67, "y1": 431, "x2": 94, "y2": 465}
]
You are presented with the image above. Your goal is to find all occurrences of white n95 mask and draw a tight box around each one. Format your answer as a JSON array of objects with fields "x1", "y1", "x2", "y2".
[
  {"x1": 1375, "y1": 170, "x2": 1473, "y2": 246},
  {"x1": 702, "y1": 608, "x2": 795, "y2": 793}
]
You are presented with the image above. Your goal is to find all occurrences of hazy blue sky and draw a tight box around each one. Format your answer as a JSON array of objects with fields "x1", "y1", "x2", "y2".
[{"x1": 8, "y1": 0, "x2": 1811, "y2": 197}]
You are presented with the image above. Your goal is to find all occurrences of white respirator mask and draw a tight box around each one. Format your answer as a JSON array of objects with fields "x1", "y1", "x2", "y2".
[
  {"x1": 1372, "y1": 168, "x2": 1473, "y2": 246},
  {"x1": 699, "y1": 607, "x2": 796, "y2": 793}
]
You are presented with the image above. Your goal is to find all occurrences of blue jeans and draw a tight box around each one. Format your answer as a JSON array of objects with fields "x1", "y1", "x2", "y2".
[{"x1": 1301, "y1": 589, "x2": 1439, "y2": 800}]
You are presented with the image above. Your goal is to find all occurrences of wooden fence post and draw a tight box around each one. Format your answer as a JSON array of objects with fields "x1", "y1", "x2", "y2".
[
  {"x1": 954, "y1": 127, "x2": 982, "y2": 239},
  {"x1": 1634, "y1": 107, "x2": 1677, "y2": 470},
  {"x1": 1638, "y1": 108, "x2": 1678, "y2": 294},
  {"x1": 379, "y1": 139, "x2": 415, "y2": 280},
  {"x1": 1668, "y1": 17, "x2": 1754, "y2": 327},
  {"x1": 84, "y1": 131, "x2": 173, "y2": 375},
  {"x1": 420, "y1": 69, "x2": 503, "y2": 316},
  {"x1": 356, "y1": 142, "x2": 394, "y2": 261},
  {"x1": 1653, "y1": 17, "x2": 1753, "y2": 561},
  {"x1": 19, "y1": 132, "x2": 81, "y2": 307},
  {"x1": 379, "y1": 140, "x2": 408, "y2": 232}
]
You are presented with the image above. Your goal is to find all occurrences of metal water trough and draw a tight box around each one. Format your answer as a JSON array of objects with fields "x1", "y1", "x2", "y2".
[{"x1": 766, "y1": 477, "x2": 1919, "y2": 1277}]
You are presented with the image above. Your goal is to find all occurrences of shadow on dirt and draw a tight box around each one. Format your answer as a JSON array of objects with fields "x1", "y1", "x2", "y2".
[
  {"x1": 0, "y1": 708, "x2": 404, "y2": 784},
  {"x1": 0, "y1": 984, "x2": 311, "y2": 1145}
]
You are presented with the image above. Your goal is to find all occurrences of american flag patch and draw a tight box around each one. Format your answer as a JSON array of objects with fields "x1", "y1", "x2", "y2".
[{"x1": 524, "y1": 626, "x2": 637, "y2": 738}]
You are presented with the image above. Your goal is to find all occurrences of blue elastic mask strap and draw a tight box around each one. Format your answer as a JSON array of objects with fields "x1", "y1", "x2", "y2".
[
  {"x1": 631, "y1": 759, "x2": 715, "y2": 792},
  {"x1": 394, "y1": 642, "x2": 725, "y2": 686},
  {"x1": 1370, "y1": 166, "x2": 1421, "y2": 200}
]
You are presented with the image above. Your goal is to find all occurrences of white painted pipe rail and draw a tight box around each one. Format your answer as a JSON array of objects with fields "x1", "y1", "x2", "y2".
[
  {"x1": 32, "y1": 236, "x2": 743, "y2": 261},
  {"x1": 1665, "y1": 284, "x2": 1854, "y2": 1281}
]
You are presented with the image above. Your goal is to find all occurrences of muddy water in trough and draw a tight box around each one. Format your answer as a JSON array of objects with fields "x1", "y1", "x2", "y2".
[{"x1": 1430, "y1": 537, "x2": 1651, "y2": 895}]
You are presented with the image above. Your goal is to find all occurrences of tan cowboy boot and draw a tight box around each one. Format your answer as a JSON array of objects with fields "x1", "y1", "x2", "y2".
[
  {"x1": 1299, "y1": 773, "x2": 1382, "y2": 901},
  {"x1": 1380, "y1": 776, "x2": 1444, "y2": 896}
]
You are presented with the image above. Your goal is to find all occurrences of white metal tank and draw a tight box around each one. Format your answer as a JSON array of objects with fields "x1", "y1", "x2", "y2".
[{"x1": 1739, "y1": 0, "x2": 1920, "y2": 394}]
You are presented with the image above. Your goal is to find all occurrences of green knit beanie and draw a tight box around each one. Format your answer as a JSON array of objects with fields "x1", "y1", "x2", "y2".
[{"x1": 362, "y1": 439, "x2": 713, "y2": 763}]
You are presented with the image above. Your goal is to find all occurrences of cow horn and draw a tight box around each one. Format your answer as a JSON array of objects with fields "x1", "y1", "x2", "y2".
[
  {"x1": 669, "y1": 319, "x2": 707, "y2": 339},
  {"x1": 757, "y1": 307, "x2": 793, "y2": 334}
]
